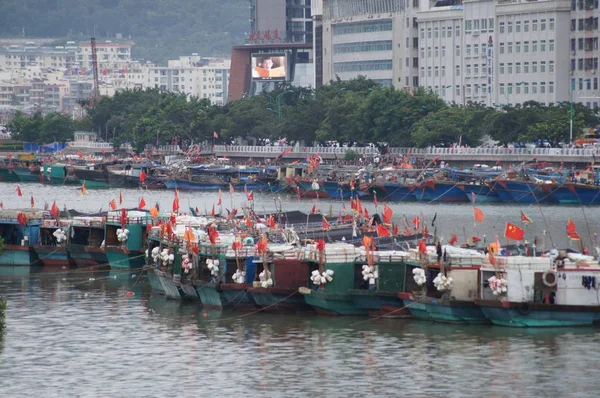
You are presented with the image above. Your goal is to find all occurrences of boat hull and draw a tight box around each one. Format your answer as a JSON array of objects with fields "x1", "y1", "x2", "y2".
[
  {"x1": 419, "y1": 296, "x2": 489, "y2": 324},
  {"x1": 248, "y1": 287, "x2": 312, "y2": 312},
  {"x1": 145, "y1": 266, "x2": 164, "y2": 294},
  {"x1": 33, "y1": 245, "x2": 73, "y2": 270},
  {"x1": 349, "y1": 290, "x2": 410, "y2": 318},
  {"x1": 105, "y1": 247, "x2": 146, "y2": 269},
  {"x1": 0, "y1": 245, "x2": 41, "y2": 276},
  {"x1": 194, "y1": 281, "x2": 253, "y2": 309},
  {"x1": 398, "y1": 293, "x2": 431, "y2": 320},
  {"x1": 477, "y1": 300, "x2": 600, "y2": 327},
  {"x1": 66, "y1": 244, "x2": 109, "y2": 269},
  {"x1": 301, "y1": 288, "x2": 368, "y2": 316}
]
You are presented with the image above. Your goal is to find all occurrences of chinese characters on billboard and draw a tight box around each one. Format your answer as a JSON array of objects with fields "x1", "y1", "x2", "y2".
[{"x1": 251, "y1": 54, "x2": 287, "y2": 80}]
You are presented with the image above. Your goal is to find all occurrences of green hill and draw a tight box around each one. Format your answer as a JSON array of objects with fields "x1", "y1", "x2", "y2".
[{"x1": 0, "y1": 0, "x2": 248, "y2": 63}]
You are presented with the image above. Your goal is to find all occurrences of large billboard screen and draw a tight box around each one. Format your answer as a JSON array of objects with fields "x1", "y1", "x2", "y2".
[{"x1": 251, "y1": 54, "x2": 287, "y2": 81}]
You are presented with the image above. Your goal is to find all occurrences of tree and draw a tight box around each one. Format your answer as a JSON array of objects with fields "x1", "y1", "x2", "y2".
[
  {"x1": 520, "y1": 106, "x2": 586, "y2": 147},
  {"x1": 411, "y1": 107, "x2": 490, "y2": 148}
]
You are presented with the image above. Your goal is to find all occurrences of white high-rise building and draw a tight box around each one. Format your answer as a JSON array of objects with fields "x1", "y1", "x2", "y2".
[{"x1": 316, "y1": 0, "x2": 584, "y2": 107}]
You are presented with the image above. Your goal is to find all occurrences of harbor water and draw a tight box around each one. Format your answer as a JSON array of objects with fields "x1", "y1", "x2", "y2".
[{"x1": 1, "y1": 184, "x2": 600, "y2": 396}]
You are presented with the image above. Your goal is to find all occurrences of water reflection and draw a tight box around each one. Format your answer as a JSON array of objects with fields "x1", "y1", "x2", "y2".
[{"x1": 1, "y1": 275, "x2": 600, "y2": 397}]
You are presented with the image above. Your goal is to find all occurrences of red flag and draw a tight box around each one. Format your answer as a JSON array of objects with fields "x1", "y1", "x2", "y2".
[
  {"x1": 383, "y1": 204, "x2": 393, "y2": 224},
  {"x1": 30, "y1": 195, "x2": 35, "y2": 208},
  {"x1": 247, "y1": 191, "x2": 254, "y2": 201},
  {"x1": 567, "y1": 219, "x2": 580, "y2": 240},
  {"x1": 393, "y1": 224, "x2": 399, "y2": 235},
  {"x1": 102, "y1": 68, "x2": 107, "y2": 76},
  {"x1": 213, "y1": 132, "x2": 219, "y2": 139},
  {"x1": 208, "y1": 226, "x2": 219, "y2": 244},
  {"x1": 172, "y1": 197, "x2": 180, "y2": 213},
  {"x1": 0, "y1": 202, "x2": 3, "y2": 209},
  {"x1": 521, "y1": 211, "x2": 532, "y2": 223},
  {"x1": 276, "y1": 147, "x2": 292, "y2": 160},
  {"x1": 363, "y1": 207, "x2": 369, "y2": 219},
  {"x1": 211, "y1": 204, "x2": 215, "y2": 217},
  {"x1": 119, "y1": 190, "x2": 123, "y2": 206},
  {"x1": 412, "y1": 216, "x2": 420, "y2": 230},
  {"x1": 504, "y1": 222, "x2": 524, "y2": 241},
  {"x1": 229, "y1": 183, "x2": 234, "y2": 195},
  {"x1": 138, "y1": 197, "x2": 147, "y2": 210},
  {"x1": 473, "y1": 207, "x2": 485, "y2": 223},
  {"x1": 109, "y1": 199, "x2": 117, "y2": 211},
  {"x1": 195, "y1": 207, "x2": 199, "y2": 214},
  {"x1": 418, "y1": 239, "x2": 427, "y2": 254},
  {"x1": 139, "y1": 170, "x2": 147, "y2": 183},
  {"x1": 50, "y1": 201, "x2": 60, "y2": 219},
  {"x1": 322, "y1": 216, "x2": 331, "y2": 230},
  {"x1": 120, "y1": 208, "x2": 127, "y2": 228},
  {"x1": 377, "y1": 223, "x2": 390, "y2": 237},
  {"x1": 267, "y1": 215, "x2": 276, "y2": 228},
  {"x1": 449, "y1": 234, "x2": 458, "y2": 245},
  {"x1": 310, "y1": 205, "x2": 317, "y2": 215},
  {"x1": 217, "y1": 189, "x2": 222, "y2": 205},
  {"x1": 81, "y1": 180, "x2": 86, "y2": 196},
  {"x1": 16, "y1": 185, "x2": 22, "y2": 197}
]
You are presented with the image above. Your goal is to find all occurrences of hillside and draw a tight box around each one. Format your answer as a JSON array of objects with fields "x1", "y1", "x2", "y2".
[{"x1": 0, "y1": 0, "x2": 248, "y2": 63}]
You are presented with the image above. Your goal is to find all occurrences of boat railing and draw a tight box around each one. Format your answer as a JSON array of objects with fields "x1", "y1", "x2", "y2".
[
  {"x1": 66, "y1": 141, "x2": 114, "y2": 150},
  {"x1": 106, "y1": 215, "x2": 154, "y2": 225}
]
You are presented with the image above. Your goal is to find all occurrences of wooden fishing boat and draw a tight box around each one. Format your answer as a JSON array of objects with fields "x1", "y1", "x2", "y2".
[
  {"x1": 66, "y1": 216, "x2": 108, "y2": 269},
  {"x1": 0, "y1": 209, "x2": 43, "y2": 276}
]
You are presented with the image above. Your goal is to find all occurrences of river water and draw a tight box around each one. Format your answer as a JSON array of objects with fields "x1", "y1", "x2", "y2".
[{"x1": 1, "y1": 184, "x2": 600, "y2": 397}]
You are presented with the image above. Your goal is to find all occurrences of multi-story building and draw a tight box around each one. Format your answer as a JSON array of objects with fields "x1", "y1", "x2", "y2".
[
  {"x1": 570, "y1": 0, "x2": 600, "y2": 109},
  {"x1": 249, "y1": 0, "x2": 313, "y2": 43},
  {"x1": 146, "y1": 55, "x2": 231, "y2": 105},
  {"x1": 318, "y1": 0, "x2": 420, "y2": 90},
  {"x1": 318, "y1": 0, "x2": 579, "y2": 107},
  {"x1": 77, "y1": 41, "x2": 133, "y2": 70}
]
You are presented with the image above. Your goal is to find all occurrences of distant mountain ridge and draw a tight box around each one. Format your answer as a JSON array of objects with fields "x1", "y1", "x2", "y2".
[{"x1": 0, "y1": 0, "x2": 248, "y2": 63}]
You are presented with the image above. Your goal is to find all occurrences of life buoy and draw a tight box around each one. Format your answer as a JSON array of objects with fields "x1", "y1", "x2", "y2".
[
  {"x1": 517, "y1": 302, "x2": 532, "y2": 316},
  {"x1": 542, "y1": 270, "x2": 558, "y2": 288},
  {"x1": 243, "y1": 237, "x2": 254, "y2": 246}
]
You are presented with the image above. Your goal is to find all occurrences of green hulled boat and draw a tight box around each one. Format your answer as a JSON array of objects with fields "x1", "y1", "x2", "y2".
[{"x1": 104, "y1": 210, "x2": 153, "y2": 269}]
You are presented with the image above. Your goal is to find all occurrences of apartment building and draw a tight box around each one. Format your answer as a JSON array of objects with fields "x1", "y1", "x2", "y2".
[
  {"x1": 318, "y1": 0, "x2": 582, "y2": 107},
  {"x1": 146, "y1": 55, "x2": 231, "y2": 105},
  {"x1": 77, "y1": 41, "x2": 133, "y2": 70},
  {"x1": 319, "y1": 0, "x2": 420, "y2": 90}
]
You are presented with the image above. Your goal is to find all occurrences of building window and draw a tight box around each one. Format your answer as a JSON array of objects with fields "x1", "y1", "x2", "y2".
[
  {"x1": 427, "y1": 67, "x2": 432, "y2": 77},
  {"x1": 489, "y1": 18, "x2": 494, "y2": 31},
  {"x1": 456, "y1": 85, "x2": 460, "y2": 96},
  {"x1": 500, "y1": 63, "x2": 505, "y2": 74},
  {"x1": 516, "y1": 21, "x2": 521, "y2": 33},
  {"x1": 333, "y1": 20, "x2": 393, "y2": 35},
  {"x1": 456, "y1": 65, "x2": 460, "y2": 76},
  {"x1": 466, "y1": 44, "x2": 472, "y2": 56},
  {"x1": 500, "y1": 22, "x2": 505, "y2": 33},
  {"x1": 516, "y1": 42, "x2": 521, "y2": 53},
  {"x1": 588, "y1": 78, "x2": 593, "y2": 89},
  {"x1": 532, "y1": 19, "x2": 538, "y2": 31},
  {"x1": 333, "y1": 59, "x2": 393, "y2": 72},
  {"x1": 442, "y1": 46, "x2": 446, "y2": 56},
  {"x1": 508, "y1": 63, "x2": 513, "y2": 74},
  {"x1": 420, "y1": 28, "x2": 424, "y2": 39},
  {"x1": 456, "y1": 46, "x2": 460, "y2": 56},
  {"x1": 549, "y1": 61, "x2": 554, "y2": 73},
  {"x1": 532, "y1": 83, "x2": 538, "y2": 94},
  {"x1": 332, "y1": 40, "x2": 393, "y2": 54},
  {"x1": 465, "y1": 20, "x2": 472, "y2": 32},
  {"x1": 549, "y1": 82, "x2": 554, "y2": 93},
  {"x1": 435, "y1": 46, "x2": 439, "y2": 57},
  {"x1": 481, "y1": 18, "x2": 488, "y2": 31},
  {"x1": 466, "y1": 64, "x2": 471, "y2": 76},
  {"x1": 427, "y1": 47, "x2": 432, "y2": 57},
  {"x1": 420, "y1": 48, "x2": 425, "y2": 58},
  {"x1": 532, "y1": 41, "x2": 538, "y2": 52},
  {"x1": 541, "y1": 61, "x2": 546, "y2": 72},
  {"x1": 474, "y1": 44, "x2": 480, "y2": 55},
  {"x1": 595, "y1": 77, "x2": 599, "y2": 90},
  {"x1": 434, "y1": 27, "x2": 439, "y2": 38},
  {"x1": 541, "y1": 40, "x2": 546, "y2": 51},
  {"x1": 435, "y1": 66, "x2": 439, "y2": 77},
  {"x1": 474, "y1": 64, "x2": 479, "y2": 75},
  {"x1": 524, "y1": 41, "x2": 529, "y2": 52},
  {"x1": 508, "y1": 21, "x2": 513, "y2": 33},
  {"x1": 420, "y1": 67, "x2": 425, "y2": 77},
  {"x1": 427, "y1": 28, "x2": 432, "y2": 38},
  {"x1": 524, "y1": 20, "x2": 529, "y2": 32},
  {"x1": 549, "y1": 40, "x2": 554, "y2": 51},
  {"x1": 456, "y1": 25, "x2": 460, "y2": 37},
  {"x1": 500, "y1": 84, "x2": 505, "y2": 95},
  {"x1": 447, "y1": 26, "x2": 452, "y2": 37},
  {"x1": 549, "y1": 18, "x2": 555, "y2": 30},
  {"x1": 442, "y1": 66, "x2": 445, "y2": 77},
  {"x1": 516, "y1": 62, "x2": 521, "y2": 73},
  {"x1": 508, "y1": 42, "x2": 513, "y2": 53},
  {"x1": 500, "y1": 43, "x2": 505, "y2": 54},
  {"x1": 524, "y1": 85, "x2": 529, "y2": 94},
  {"x1": 524, "y1": 62, "x2": 529, "y2": 73}
]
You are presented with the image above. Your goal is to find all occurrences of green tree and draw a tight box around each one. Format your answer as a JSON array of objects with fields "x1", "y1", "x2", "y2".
[{"x1": 520, "y1": 106, "x2": 586, "y2": 147}]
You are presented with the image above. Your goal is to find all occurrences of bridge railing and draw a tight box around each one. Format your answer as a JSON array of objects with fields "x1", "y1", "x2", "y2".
[{"x1": 210, "y1": 145, "x2": 600, "y2": 158}]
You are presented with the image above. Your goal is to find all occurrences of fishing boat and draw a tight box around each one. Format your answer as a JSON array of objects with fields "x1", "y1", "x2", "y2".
[
  {"x1": 194, "y1": 239, "x2": 257, "y2": 309},
  {"x1": 32, "y1": 216, "x2": 74, "y2": 270},
  {"x1": 247, "y1": 244, "x2": 313, "y2": 312},
  {"x1": 414, "y1": 179, "x2": 469, "y2": 202},
  {"x1": 11, "y1": 163, "x2": 43, "y2": 183},
  {"x1": 399, "y1": 245, "x2": 489, "y2": 324},
  {"x1": 0, "y1": 209, "x2": 43, "y2": 276},
  {"x1": 458, "y1": 182, "x2": 502, "y2": 203},
  {"x1": 104, "y1": 210, "x2": 153, "y2": 269},
  {"x1": 71, "y1": 163, "x2": 112, "y2": 188},
  {"x1": 547, "y1": 182, "x2": 600, "y2": 205},
  {"x1": 42, "y1": 163, "x2": 79, "y2": 185},
  {"x1": 299, "y1": 242, "x2": 368, "y2": 315},
  {"x1": 66, "y1": 216, "x2": 108, "y2": 269},
  {"x1": 476, "y1": 254, "x2": 600, "y2": 327},
  {"x1": 348, "y1": 248, "x2": 412, "y2": 317}
]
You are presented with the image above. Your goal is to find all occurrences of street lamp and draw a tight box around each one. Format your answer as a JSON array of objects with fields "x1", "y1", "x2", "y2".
[
  {"x1": 557, "y1": 99, "x2": 574, "y2": 145},
  {"x1": 265, "y1": 89, "x2": 294, "y2": 121}
]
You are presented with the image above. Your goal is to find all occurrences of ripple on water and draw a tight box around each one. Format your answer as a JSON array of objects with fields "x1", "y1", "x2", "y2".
[{"x1": 1, "y1": 276, "x2": 600, "y2": 397}]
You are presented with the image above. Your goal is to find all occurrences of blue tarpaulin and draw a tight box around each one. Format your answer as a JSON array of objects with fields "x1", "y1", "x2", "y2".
[{"x1": 23, "y1": 142, "x2": 66, "y2": 153}]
